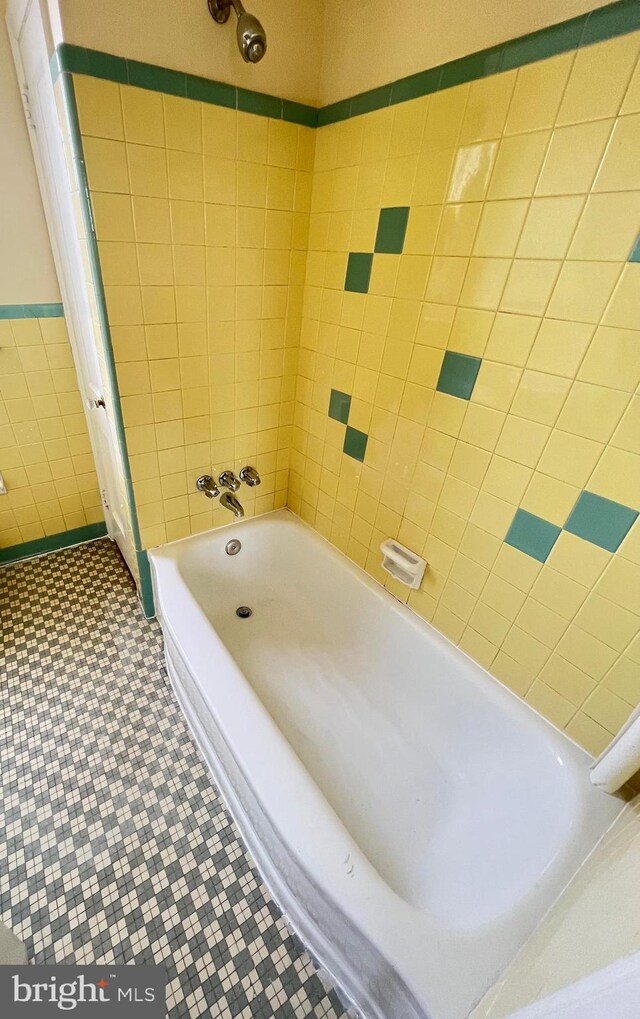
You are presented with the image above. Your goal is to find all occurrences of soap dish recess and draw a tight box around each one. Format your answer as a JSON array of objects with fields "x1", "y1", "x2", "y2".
[{"x1": 380, "y1": 539, "x2": 427, "y2": 589}]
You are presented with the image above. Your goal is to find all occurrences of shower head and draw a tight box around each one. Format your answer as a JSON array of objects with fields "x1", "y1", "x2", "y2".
[
  {"x1": 208, "y1": 0, "x2": 267, "y2": 64},
  {"x1": 236, "y1": 11, "x2": 267, "y2": 63}
]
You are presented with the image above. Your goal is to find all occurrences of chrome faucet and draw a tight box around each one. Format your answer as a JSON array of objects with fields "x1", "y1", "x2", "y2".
[
  {"x1": 239, "y1": 465, "x2": 261, "y2": 486},
  {"x1": 196, "y1": 475, "x2": 220, "y2": 499},
  {"x1": 220, "y1": 492, "x2": 244, "y2": 518},
  {"x1": 219, "y1": 470, "x2": 241, "y2": 491}
]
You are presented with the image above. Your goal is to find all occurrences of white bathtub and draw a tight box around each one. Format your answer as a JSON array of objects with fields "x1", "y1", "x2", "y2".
[{"x1": 150, "y1": 510, "x2": 621, "y2": 1019}]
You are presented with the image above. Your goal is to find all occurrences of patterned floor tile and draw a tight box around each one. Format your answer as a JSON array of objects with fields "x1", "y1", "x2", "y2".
[{"x1": 0, "y1": 539, "x2": 356, "y2": 1019}]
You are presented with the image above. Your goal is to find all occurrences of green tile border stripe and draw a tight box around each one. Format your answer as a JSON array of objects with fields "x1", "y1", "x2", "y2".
[
  {"x1": 51, "y1": 44, "x2": 318, "y2": 127},
  {"x1": 0, "y1": 522, "x2": 108, "y2": 566},
  {"x1": 58, "y1": 72, "x2": 153, "y2": 618},
  {"x1": 0, "y1": 303, "x2": 64, "y2": 319},
  {"x1": 50, "y1": 1, "x2": 639, "y2": 128},
  {"x1": 319, "y1": 0, "x2": 640, "y2": 124}
]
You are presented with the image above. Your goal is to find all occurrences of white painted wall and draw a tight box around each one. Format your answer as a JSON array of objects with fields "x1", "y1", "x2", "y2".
[
  {"x1": 54, "y1": 0, "x2": 324, "y2": 106},
  {"x1": 0, "y1": 11, "x2": 60, "y2": 303},
  {"x1": 472, "y1": 796, "x2": 640, "y2": 1018},
  {"x1": 320, "y1": 0, "x2": 617, "y2": 105}
]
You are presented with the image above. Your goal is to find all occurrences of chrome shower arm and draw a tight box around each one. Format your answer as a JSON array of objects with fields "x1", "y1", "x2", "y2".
[
  {"x1": 208, "y1": 0, "x2": 232, "y2": 23},
  {"x1": 208, "y1": 0, "x2": 246, "y2": 19}
]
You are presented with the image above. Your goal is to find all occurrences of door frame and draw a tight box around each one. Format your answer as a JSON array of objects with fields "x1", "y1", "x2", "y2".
[{"x1": 5, "y1": 0, "x2": 127, "y2": 556}]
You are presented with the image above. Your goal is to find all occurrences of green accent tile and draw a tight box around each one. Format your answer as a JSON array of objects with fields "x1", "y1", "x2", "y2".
[
  {"x1": 582, "y1": 0, "x2": 640, "y2": 45},
  {"x1": 344, "y1": 425, "x2": 368, "y2": 462},
  {"x1": 345, "y1": 252, "x2": 373, "y2": 293},
  {"x1": 350, "y1": 84, "x2": 392, "y2": 116},
  {"x1": 136, "y1": 549, "x2": 156, "y2": 618},
  {"x1": 0, "y1": 303, "x2": 64, "y2": 319},
  {"x1": 55, "y1": 42, "x2": 90, "y2": 75},
  {"x1": 629, "y1": 234, "x2": 640, "y2": 262},
  {"x1": 127, "y1": 59, "x2": 187, "y2": 96},
  {"x1": 282, "y1": 99, "x2": 319, "y2": 127},
  {"x1": 0, "y1": 523, "x2": 108, "y2": 566},
  {"x1": 564, "y1": 491, "x2": 638, "y2": 553},
  {"x1": 317, "y1": 98, "x2": 352, "y2": 127},
  {"x1": 505, "y1": 510, "x2": 561, "y2": 563},
  {"x1": 500, "y1": 16, "x2": 586, "y2": 70},
  {"x1": 186, "y1": 74, "x2": 236, "y2": 108},
  {"x1": 375, "y1": 207, "x2": 410, "y2": 254},
  {"x1": 84, "y1": 48, "x2": 129, "y2": 84},
  {"x1": 440, "y1": 46, "x2": 502, "y2": 88},
  {"x1": 436, "y1": 351, "x2": 482, "y2": 401},
  {"x1": 237, "y1": 88, "x2": 282, "y2": 118},
  {"x1": 328, "y1": 389, "x2": 351, "y2": 424},
  {"x1": 390, "y1": 67, "x2": 441, "y2": 104}
]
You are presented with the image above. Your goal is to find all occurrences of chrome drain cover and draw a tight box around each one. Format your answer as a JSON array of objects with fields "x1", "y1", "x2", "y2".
[
  {"x1": 225, "y1": 539, "x2": 241, "y2": 555},
  {"x1": 236, "y1": 606, "x2": 252, "y2": 618}
]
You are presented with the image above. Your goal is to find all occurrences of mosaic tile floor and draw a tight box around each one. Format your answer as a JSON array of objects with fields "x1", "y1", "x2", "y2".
[{"x1": 0, "y1": 538, "x2": 355, "y2": 1019}]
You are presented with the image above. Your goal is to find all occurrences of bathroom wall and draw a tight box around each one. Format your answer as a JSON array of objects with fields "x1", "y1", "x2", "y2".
[
  {"x1": 51, "y1": 0, "x2": 324, "y2": 106},
  {"x1": 472, "y1": 795, "x2": 640, "y2": 1016},
  {"x1": 69, "y1": 70, "x2": 314, "y2": 547},
  {"x1": 320, "y1": 0, "x2": 617, "y2": 105},
  {"x1": 0, "y1": 14, "x2": 59, "y2": 303},
  {"x1": 0, "y1": 15, "x2": 103, "y2": 556},
  {"x1": 292, "y1": 25, "x2": 640, "y2": 755}
]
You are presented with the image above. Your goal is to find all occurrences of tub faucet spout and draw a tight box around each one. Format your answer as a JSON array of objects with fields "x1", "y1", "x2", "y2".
[{"x1": 220, "y1": 491, "x2": 244, "y2": 518}]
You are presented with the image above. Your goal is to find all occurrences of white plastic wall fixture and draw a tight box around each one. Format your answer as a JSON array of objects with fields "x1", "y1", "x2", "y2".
[{"x1": 380, "y1": 539, "x2": 427, "y2": 589}]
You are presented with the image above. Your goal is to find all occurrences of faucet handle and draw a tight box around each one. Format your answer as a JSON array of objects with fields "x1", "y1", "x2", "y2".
[
  {"x1": 196, "y1": 475, "x2": 220, "y2": 498},
  {"x1": 219, "y1": 470, "x2": 241, "y2": 492},
  {"x1": 239, "y1": 465, "x2": 261, "y2": 487}
]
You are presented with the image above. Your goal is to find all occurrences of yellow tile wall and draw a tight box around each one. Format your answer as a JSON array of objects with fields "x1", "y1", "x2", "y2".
[
  {"x1": 291, "y1": 30, "x2": 640, "y2": 755},
  {"x1": 73, "y1": 75, "x2": 315, "y2": 548},
  {"x1": 0, "y1": 315, "x2": 104, "y2": 546},
  {"x1": 67, "y1": 33, "x2": 640, "y2": 755}
]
